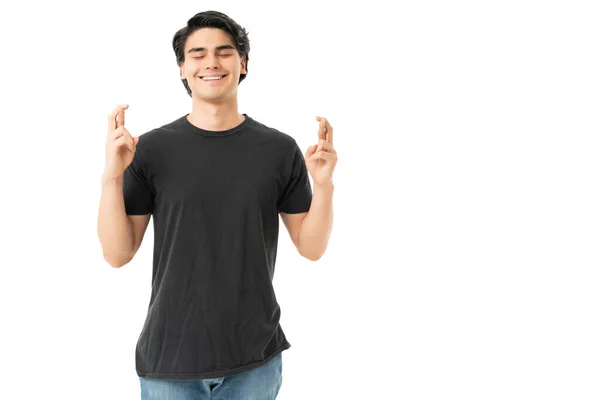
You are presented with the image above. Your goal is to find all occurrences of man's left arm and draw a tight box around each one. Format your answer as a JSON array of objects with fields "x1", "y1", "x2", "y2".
[
  {"x1": 280, "y1": 116, "x2": 337, "y2": 261},
  {"x1": 281, "y1": 183, "x2": 334, "y2": 261}
]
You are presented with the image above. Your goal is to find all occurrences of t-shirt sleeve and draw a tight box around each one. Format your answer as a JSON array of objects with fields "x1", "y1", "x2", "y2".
[
  {"x1": 123, "y1": 151, "x2": 154, "y2": 215},
  {"x1": 278, "y1": 141, "x2": 313, "y2": 214}
]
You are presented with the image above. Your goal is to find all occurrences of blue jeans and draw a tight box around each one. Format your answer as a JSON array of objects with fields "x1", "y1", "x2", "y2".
[{"x1": 139, "y1": 352, "x2": 283, "y2": 400}]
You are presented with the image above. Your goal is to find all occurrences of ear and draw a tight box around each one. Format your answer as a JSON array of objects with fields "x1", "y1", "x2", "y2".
[
  {"x1": 240, "y1": 56, "x2": 247, "y2": 75},
  {"x1": 179, "y1": 62, "x2": 185, "y2": 79}
]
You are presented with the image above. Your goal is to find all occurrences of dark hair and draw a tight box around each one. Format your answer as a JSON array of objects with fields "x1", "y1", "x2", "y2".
[{"x1": 172, "y1": 11, "x2": 251, "y2": 97}]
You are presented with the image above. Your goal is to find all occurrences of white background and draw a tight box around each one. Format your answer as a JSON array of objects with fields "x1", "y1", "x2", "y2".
[{"x1": 0, "y1": 0, "x2": 599, "y2": 399}]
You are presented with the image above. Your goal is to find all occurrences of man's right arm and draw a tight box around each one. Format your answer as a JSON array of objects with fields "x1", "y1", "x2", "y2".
[{"x1": 97, "y1": 175, "x2": 151, "y2": 268}]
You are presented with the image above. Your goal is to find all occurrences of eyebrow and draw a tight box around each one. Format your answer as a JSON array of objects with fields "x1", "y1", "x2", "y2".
[{"x1": 187, "y1": 45, "x2": 236, "y2": 53}]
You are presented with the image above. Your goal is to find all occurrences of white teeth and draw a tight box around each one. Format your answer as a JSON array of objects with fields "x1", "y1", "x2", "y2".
[{"x1": 202, "y1": 75, "x2": 225, "y2": 81}]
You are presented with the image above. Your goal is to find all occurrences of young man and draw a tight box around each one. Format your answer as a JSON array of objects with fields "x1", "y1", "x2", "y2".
[{"x1": 97, "y1": 10, "x2": 337, "y2": 400}]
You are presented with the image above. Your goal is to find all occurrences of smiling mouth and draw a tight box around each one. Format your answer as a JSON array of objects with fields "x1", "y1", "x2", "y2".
[{"x1": 200, "y1": 74, "x2": 228, "y2": 81}]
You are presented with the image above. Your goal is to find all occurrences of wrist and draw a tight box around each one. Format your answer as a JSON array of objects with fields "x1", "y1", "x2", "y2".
[
  {"x1": 101, "y1": 173, "x2": 123, "y2": 186},
  {"x1": 314, "y1": 181, "x2": 334, "y2": 191}
]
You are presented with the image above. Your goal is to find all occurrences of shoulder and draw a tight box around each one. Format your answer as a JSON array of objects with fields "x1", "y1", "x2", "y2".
[
  {"x1": 136, "y1": 116, "x2": 185, "y2": 152},
  {"x1": 245, "y1": 116, "x2": 302, "y2": 161},
  {"x1": 128, "y1": 117, "x2": 184, "y2": 170},
  {"x1": 246, "y1": 116, "x2": 298, "y2": 145},
  {"x1": 246, "y1": 118, "x2": 304, "y2": 168}
]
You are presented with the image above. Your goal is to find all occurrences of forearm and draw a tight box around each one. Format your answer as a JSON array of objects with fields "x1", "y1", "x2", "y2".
[
  {"x1": 97, "y1": 175, "x2": 134, "y2": 267},
  {"x1": 298, "y1": 183, "x2": 334, "y2": 261}
]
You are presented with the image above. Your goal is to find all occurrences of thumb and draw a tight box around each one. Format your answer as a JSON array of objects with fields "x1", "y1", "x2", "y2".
[{"x1": 305, "y1": 144, "x2": 317, "y2": 159}]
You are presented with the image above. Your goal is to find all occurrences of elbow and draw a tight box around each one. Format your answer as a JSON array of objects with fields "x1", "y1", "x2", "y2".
[
  {"x1": 104, "y1": 256, "x2": 124, "y2": 268},
  {"x1": 297, "y1": 242, "x2": 327, "y2": 262},
  {"x1": 108, "y1": 261, "x2": 125, "y2": 269},
  {"x1": 103, "y1": 252, "x2": 132, "y2": 269},
  {"x1": 301, "y1": 250, "x2": 324, "y2": 262}
]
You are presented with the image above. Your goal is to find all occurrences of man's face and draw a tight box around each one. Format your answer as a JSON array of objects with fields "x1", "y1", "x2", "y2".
[{"x1": 180, "y1": 28, "x2": 247, "y2": 102}]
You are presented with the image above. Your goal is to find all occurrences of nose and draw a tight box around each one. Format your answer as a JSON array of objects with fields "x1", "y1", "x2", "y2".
[{"x1": 204, "y1": 53, "x2": 221, "y2": 70}]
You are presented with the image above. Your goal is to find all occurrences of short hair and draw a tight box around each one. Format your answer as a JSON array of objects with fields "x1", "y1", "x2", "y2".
[{"x1": 172, "y1": 10, "x2": 251, "y2": 97}]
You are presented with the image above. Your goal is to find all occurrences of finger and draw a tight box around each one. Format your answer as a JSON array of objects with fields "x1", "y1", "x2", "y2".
[
  {"x1": 117, "y1": 107, "x2": 125, "y2": 128},
  {"x1": 108, "y1": 104, "x2": 128, "y2": 132},
  {"x1": 114, "y1": 126, "x2": 133, "y2": 143},
  {"x1": 122, "y1": 127, "x2": 133, "y2": 141},
  {"x1": 112, "y1": 126, "x2": 124, "y2": 140},
  {"x1": 117, "y1": 135, "x2": 135, "y2": 153},
  {"x1": 305, "y1": 144, "x2": 318, "y2": 159},
  {"x1": 309, "y1": 149, "x2": 327, "y2": 160},
  {"x1": 124, "y1": 133, "x2": 135, "y2": 153},
  {"x1": 324, "y1": 119, "x2": 333, "y2": 145},
  {"x1": 308, "y1": 150, "x2": 337, "y2": 162},
  {"x1": 316, "y1": 116, "x2": 331, "y2": 142},
  {"x1": 317, "y1": 138, "x2": 325, "y2": 153},
  {"x1": 321, "y1": 141, "x2": 336, "y2": 154},
  {"x1": 317, "y1": 118, "x2": 327, "y2": 142},
  {"x1": 115, "y1": 135, "x2": 127, "y2": 149},
  {"x1": 108, "y1": 107, "x2": 119, "y2": 132}
]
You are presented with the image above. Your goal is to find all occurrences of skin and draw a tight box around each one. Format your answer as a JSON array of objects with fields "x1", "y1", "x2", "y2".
[
  {"x1": 98, "y1": 104, "x2": 145, "y2": 268},
  {"x1": 102, "y1": 27, "x2": 337, "y2": 265},
  {"x1": 292, "y1": 116, "x2": 337, "y2": 261},
  {"x1": 179, "y1": 28, "x2": 248, "y2": 132}
]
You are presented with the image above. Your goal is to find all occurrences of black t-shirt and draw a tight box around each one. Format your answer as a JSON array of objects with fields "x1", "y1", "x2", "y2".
[{"x1": 122, "y1": 113, "x2": 312, "y2": 380}]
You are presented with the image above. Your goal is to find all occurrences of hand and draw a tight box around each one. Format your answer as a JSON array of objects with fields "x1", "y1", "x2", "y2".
[
  {"x1": 103, "y1": 104, "x2": 139, "y2": 181},
  {"x1": 305, "y1": 116, "x2": 337, "y2": 189}
]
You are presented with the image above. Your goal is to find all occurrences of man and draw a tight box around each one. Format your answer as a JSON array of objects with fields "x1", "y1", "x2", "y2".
[{"x1": 97, "y1": 10, "x2": 337, "y2": 400}]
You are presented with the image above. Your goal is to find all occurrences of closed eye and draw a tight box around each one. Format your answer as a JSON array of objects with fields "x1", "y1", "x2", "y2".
[{"x1": 194, "y1": 54, "x2": 232, "y2": 59}]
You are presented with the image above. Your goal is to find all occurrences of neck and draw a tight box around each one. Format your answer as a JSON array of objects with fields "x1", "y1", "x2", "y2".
[{"x1": 187, "y1": 94, "x2": 244, "y2": 131}]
